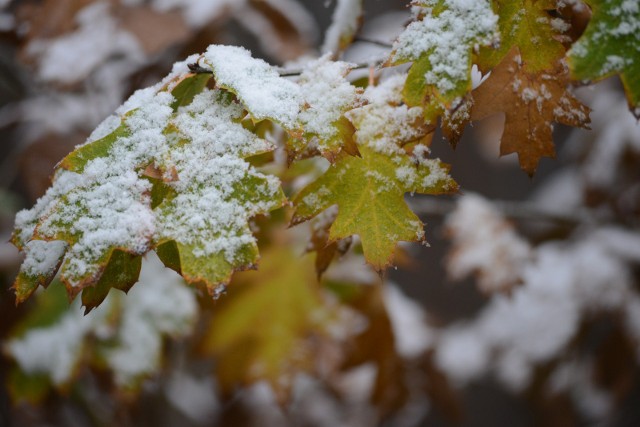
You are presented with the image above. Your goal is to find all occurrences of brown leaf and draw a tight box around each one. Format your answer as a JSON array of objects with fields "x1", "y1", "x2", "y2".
[
  {"x1": 306, "y1": 206, "x2": 352, "y2": 278},
  {"x1": 339, "y1": 284, "x2": 409, "y2": 415},
  {"x1": 471, "y1": 48, "x2": 590, "y2": 175}
]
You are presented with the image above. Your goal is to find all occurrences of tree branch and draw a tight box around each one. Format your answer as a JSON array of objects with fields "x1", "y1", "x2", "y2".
[{"x1": 408, "y1": 197, "x2": 598, "y2": 226}]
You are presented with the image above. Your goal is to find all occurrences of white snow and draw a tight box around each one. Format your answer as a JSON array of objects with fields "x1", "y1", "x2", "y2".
[
  {"x1": 27, "y1": 2, "x2": 143, "y2": 84},
  {"x1": 6, "y1": 252, "x2": 197, "y2": 387},
  {"x1": 445, "y1": 193, "x2": 531, "y2": 293},
  {"x1": 390, "y1": 0, "x2": 497, "y2": 94},
  {"x1": 202, "y1": 45, "x2": 303, "y2": 129},
  {"x1": 298, "y1": 55, "x2": 362, "y2": 152}
]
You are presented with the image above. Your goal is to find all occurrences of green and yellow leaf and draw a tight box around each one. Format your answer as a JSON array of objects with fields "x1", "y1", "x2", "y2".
[{"x1": 567, "y1": 0, "x2": 640, "y2": 116}]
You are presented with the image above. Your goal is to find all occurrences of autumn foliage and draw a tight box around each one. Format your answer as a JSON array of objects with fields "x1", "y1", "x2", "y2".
[{"x1": 1, "y1": 0, "x2": 640, "y2": 426}]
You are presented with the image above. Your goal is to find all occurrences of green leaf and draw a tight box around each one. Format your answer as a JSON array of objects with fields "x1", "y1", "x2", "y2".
[
  {"x1": 13, "y1": 64, "x2": 285, "y2": 306},
  {"x1": 60, "y1": 123, "x2": 130, "y2": 173},
  {"x1": 13, "y1": 240, "x2": 66, "y2": 303},
  {"x1": 81, "y1": 250, "x2": 142, "y2": 313},
  {"x1": 201, "y1": 247, "x2": 327, "y2": 402},
  {"x1": 293, "y1": 57, "x2": 362, "y2": 161},
  {"x1": 567, "y1": 0, "x2": 640, "y2": 116},
  {"x1": 168, "y1": 72, "x2": 212, "y2": 110},
  {"x1": 7, "y1": 368, "x2": 51, "y2": 404},
  {"x1": 293, "y1": 145, "x2": 457, "y2": 270},
  {"x1": 478, "y1": 0, "x2": 567, "y2": 72},
  {"x1": 389, "y1": 0, "x2": 497, "y2": 114}
]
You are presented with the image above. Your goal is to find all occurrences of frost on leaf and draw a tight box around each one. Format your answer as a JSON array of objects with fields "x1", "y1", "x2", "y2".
[
  {"x1": 471, "y1": 49, "x2": 591, "y2": 175},
  {"x1": 389, "y1": 0, "x2": 497, "y2": 117},
  {"x1": 292, "y1": 55, "x2": 363, "y2": 161},
  {"x1": 567, "y1": 0, "x2": 640, "y2": 116},
  {"x1": 12, "y1": 58, "x2": 286, "y2": 305},
  {"x1": 201, "y1": 247, "x2": 332, "y2": 403}
]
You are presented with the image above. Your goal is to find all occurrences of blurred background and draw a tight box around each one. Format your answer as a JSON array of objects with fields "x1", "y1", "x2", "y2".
[{"x1": 1, "y1": 1, "x2": 640, "y2": 426}]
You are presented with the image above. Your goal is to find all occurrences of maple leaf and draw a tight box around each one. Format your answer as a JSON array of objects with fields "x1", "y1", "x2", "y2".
[
  {"x1": 200, "y1": 247, "x2": 330, "y2": 403},
  {"x1": 389, "y1": 0, "x2": 497, "y2": 117},
  {"x1": 471, "y1": 49, "x2": 591, "y2": 175},
  {"x1": 12, "y1": 61, "x2": 286, "y2": 305},
  {"x1": 291, "y1": 56, "x2": 362, "y2": 161},
  {"x1": 199, "y1": 45, "x2": 303, "y2": 130},
  {"x1": 567, "y1": 0, "x2": 640, "y2": 117},
  {"x1": 292, "y1": 145, "x2": 456, "y2": 270},
  {"x1": 305, "y1": 206, "x2": 352, "y2": 278},
  {"x1": 478, "y1": 0, "x2": 568, "y2": 73},
  {"x1": 292, "y1": 75, "x2": 457, "y2": 270}
]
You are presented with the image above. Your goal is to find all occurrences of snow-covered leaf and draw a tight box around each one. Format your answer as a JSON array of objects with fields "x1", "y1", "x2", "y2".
[{"x1": 567, "y1": 0, "x2": 640, "y2": 116}]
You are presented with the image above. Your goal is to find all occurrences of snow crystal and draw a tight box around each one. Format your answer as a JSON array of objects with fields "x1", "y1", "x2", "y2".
[
  {"x1": 436, "y1": 230, "x2": 638, "y2": 390},
  {"x1": 202, "y1": 45, "x2": 303, "y2": 129},
  {"x1": 580, "y1": 82, "x2": 640, "y2": 188},
  {"x1": 165, "y1": 372, "x2": 218, "y2": 423},
  {"x1": 435, "y1": 325, "x2": 490, "y2": 384},
  {"x1": 6, "y1": 304, "x2": 102, "y2": 385},
  {"x1": 391, "y1": 0, "x2": 497, "y2": 94}
]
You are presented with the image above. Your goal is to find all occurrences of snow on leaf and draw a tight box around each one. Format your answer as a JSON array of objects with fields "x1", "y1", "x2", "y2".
[
  {"x1": 154, "y1": 88, "x2": 286, "y2": 294},
  {"x1": 13, "y1": 240, "x2": 67, "y2": 304},
  {"x1": 293, "y1": 55, "x2": 363, "y2": 161},
  {"x1": 200, "y1": 247, "x2": 330, "y2": 403},
  {"x1": 567, "y1": 0, "x2": 640, "y2": 116},
  {"x1": 347, "y1": 74, "x2": 434, "y2": 156},
  {"x1": 6, "y1": 253, "x2": 198, "y2": 394},
  {"x1": 471, "y1": 48, "x2": 591, "y2": 175},
  {"x1": 12, "y1": 64, "x2": 286, "y2": 305},
  {"x1": 389, "y1": 0, "x2": 498, "y2": 115},
  {"x1": 200, "y1": 44, "x2": 303, "y2": 129},
  {"x1": 292, "y1": 145, "x2": 457, "y2": 270},
  {"x1": 478, "y1": 0, "x2": 568, "y2": 73}
]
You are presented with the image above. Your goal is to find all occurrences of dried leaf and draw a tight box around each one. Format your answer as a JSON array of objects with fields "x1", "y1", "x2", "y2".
[{"x1": 471, "y1": 49, "x2": 590, "y2": 175}]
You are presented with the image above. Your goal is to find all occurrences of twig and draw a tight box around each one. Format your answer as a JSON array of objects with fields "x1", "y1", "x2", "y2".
[
  {"x1": 276, "y1": 61, "x2": 379, "y2": 77},
  {"x1": 409, "y1": 196, "x2": 597, "y2": 226},
  {"x1": 353, "y1": 37, "x2": 394, "y2": 49}
]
